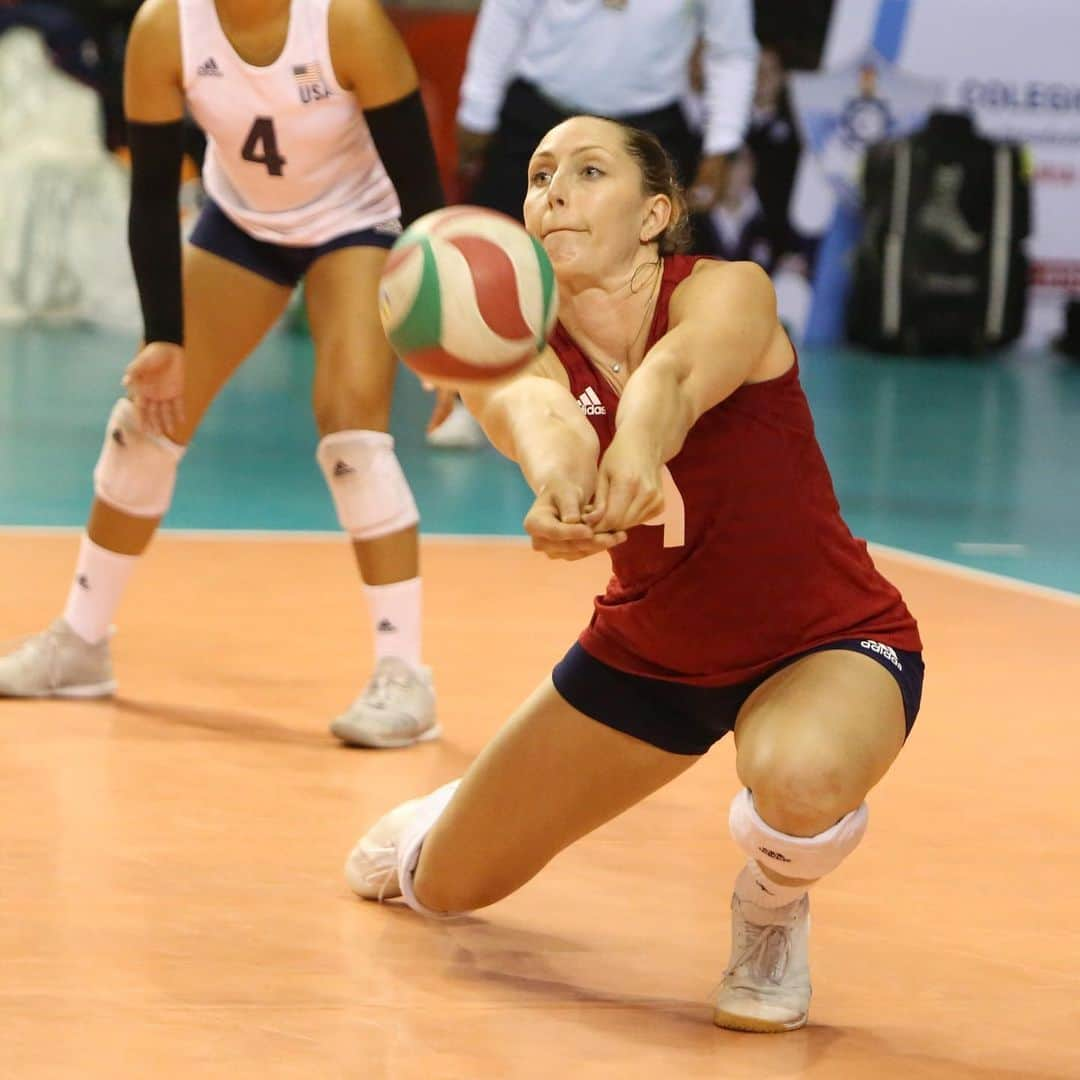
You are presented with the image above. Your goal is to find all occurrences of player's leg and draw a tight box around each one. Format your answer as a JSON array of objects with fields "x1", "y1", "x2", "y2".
[
  {"x1": 0, "y1": 242, "x2": 293, "y2": 697},
  {"x1": 302, "y1": 241, "x2": 435, "y2": 748},
  {"x1": 344, "y1": 673, "x2": 702, "y2": 911},
  {"x1": 714, "y1": 645, "x2": 920, "y2": 1032}
]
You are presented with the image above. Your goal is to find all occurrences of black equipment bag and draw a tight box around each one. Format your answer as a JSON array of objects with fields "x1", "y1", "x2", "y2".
[{"x1": 848, "y1": 111, "x2": 1030, "y2": 354}]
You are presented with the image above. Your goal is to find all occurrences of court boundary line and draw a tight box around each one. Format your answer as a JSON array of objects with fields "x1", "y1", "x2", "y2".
[
  {"x1": 2, "y1": 526, "x2": 1077, "y2": 606},
  {"x1": 866, "y1": 542, "x2": 1080, "y2": 607},
  {"x1": 0, "y1": 525, "x2": 526, "y2": 545}
]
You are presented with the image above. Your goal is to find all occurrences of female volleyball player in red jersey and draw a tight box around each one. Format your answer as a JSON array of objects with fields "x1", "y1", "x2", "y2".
[
  {"x1": 345, "y1": 115, "x2": 925, "y2": 1033},
  {"x1": 0, "y1": 0, "x2": 451, "y2": 747}
]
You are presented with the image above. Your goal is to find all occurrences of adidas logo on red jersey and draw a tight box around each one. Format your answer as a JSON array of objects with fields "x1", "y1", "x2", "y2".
[{"x1": 576, "y1": 386, "x2": 606, "y2": 416}]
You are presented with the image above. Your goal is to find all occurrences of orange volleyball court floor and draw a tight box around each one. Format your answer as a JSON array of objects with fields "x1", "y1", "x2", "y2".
[{"x1": 1, "y1": 532, "x2": 1076, "y2": 1079}]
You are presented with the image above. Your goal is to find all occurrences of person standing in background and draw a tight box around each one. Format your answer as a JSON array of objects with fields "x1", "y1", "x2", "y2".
[
  {"x1": 0, "y1": 0, "x2": 448, "y2": 749},
  {"x1": 707, "y1": 146, "x2": 773, "y2": 268},
  {"x1": 743, "y1": 45, "x2": 805, "y2": 267},
  {"x1": 455, "y1": 0, "x2": 757, "y2": 228}
]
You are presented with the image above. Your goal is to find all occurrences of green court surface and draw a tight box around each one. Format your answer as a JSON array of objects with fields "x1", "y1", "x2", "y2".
[{"x1": 1, "y1": 323, "x2": 1077, "y2": 593}]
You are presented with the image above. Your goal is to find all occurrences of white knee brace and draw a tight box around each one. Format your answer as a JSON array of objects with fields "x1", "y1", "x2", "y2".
[
  {"x1": 729, "y1": 788, "x2": 868, "y2": 880},
  {"x1": 92, "y1": 398, "x2": 186, "y2": 517},
  {"x1": 316, "y1": 430, "x2": 419, "y2": 540}
]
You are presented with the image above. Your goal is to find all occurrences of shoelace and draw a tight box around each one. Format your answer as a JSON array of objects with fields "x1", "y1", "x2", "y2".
[
  {"x1": 725, "y1": 922, "x2": 792, "y2": 986},
  {"x1": 361, "y1": 667, "x2": 414, "y2": 709},
  {"x1": 357, "y1": 845, "x2": 399, "y2": 902}
]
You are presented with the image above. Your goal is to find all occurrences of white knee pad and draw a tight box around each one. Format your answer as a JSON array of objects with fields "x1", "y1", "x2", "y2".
[
  {"x1": 398, "y1": 779, "x2": 462, "y2": 919},
  {"x1": 729, "y1": 788, "x2": 868, "y2": 880},
  {"x1": 92, "y1": 398, "x2": 186, "y2": 518},
  {"x1": 317, "y1": 430, "x2": 419, "y2": 540}
]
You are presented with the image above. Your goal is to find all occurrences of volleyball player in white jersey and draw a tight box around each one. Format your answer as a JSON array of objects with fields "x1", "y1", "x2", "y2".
[{"x1": 0, "y1": 0, "x2": 447, "y2": 748}]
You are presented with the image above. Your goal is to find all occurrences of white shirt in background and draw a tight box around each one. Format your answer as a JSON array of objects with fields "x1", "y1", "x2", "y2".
[{"x1": 457, "y1": 0, "x2": 758, "y2": 156}]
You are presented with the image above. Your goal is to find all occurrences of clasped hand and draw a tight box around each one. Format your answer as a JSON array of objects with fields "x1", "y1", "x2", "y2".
[{"x1": 524, "y1": 439, "x2": 664, "y2": 561}]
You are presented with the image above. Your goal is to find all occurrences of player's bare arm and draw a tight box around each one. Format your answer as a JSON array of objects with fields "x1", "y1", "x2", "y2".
[
  {"x1": 462, "y1": 355, "x2": 625, "y2": 559},
  {"x1": 588, "y1": 261, "x2": 784, "y2": 535},
  {"x1": 460, "y1": 351, "x2": 597, "y2": 496},
  {"x1": 328, "y1": 0, "x2": 420, "y2": 106},
  {"x1": 618, "y1": 260, "x2": 783, "y2": 465},
  {"x1": 124, "y1": 0, "x2": 184, "y2": 122}
]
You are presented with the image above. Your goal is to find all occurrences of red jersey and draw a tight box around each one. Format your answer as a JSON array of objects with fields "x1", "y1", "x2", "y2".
[{"x1": 550, "y1": 254, "x2": 922, "y2": 686}]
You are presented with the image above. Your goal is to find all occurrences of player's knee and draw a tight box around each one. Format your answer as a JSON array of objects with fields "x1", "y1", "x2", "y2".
[
  {"x1": 739, "y1": 742, "x2": 861, "y2": 836},
  {"x1": 412, "y1": 827, "x2": 529, "y2": 913},
  {"x1": 313, "y1": 393, "x2": 390, "y2": 436},
  {"x1": 411, "y1": 869, "x2": 491, "y2": 915},
  {"x1": 316, "y1": 429, "x2": 418, "y2": 539},
  {"x1": 92, "y1": 398, "x2": 186, "y2": 518},
  {"x1": 312, "y1": 355, "x2": 392, "y2": 435},
  {"x1": 412, "y1": 859, "x2": 514, "y2": 914}
]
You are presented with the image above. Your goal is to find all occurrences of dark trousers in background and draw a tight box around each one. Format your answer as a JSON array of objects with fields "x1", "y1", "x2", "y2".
[{"x1": 469, "y1": 79, "x2": 716, "y2": 253}]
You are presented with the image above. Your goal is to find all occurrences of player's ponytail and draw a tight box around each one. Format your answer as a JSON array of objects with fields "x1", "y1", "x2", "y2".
[{"x1": 617, "y1": 124, "x2": 692, "y2": 255}]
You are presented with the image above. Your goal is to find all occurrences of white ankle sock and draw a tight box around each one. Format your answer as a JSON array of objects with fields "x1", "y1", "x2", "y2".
[
  {"x1": 62, "y1": 535, "x2": 138, "y2": 644},
  {"x1": 398, "y1": 779, "x2": 462, "y2": 918},
  {"x1": 364, "y1": 577, "x2": 421, "y2": 666},
  {"x1": 734, "y1": 860, "x2": 808, "y2": 911}
]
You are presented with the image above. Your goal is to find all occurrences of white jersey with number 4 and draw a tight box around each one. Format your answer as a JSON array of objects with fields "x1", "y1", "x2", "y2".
[{"x1": 178, "y1": 0, "x2": 400, "y2": 245}]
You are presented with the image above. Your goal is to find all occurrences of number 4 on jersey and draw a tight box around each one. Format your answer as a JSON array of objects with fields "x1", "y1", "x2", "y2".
[
  {"x1": 643, "y1": 466, "x2": 686, "y2": 548},
  {"x1": 242, "y1": 116, "x2": 286, "y2": 176}
]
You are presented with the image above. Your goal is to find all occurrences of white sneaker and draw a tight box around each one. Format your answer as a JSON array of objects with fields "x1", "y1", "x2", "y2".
[
  {"x1": 0, "y1": 619, "x2": 116, "y2": 698},
  {"x1": 425, "y1": 399, "x2": 487, "y2": 449},
  {"x1": 713, "y1": 893, "x2": 811, "y2": 1033},
  {"x1": 344, "y1": 795, "x2": 426, "y2": 900},
  {"x1": 330, "y1": 656, "x2": 439, "y2": 748},
  {"x1": 345, "y1": 779, "x2": 461, "y2": 905}
]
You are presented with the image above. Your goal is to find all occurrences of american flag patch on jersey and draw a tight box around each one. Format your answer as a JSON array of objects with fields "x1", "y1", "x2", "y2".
[{"x1": 292, "y1": 62, "x2": 323, "y2": 88}]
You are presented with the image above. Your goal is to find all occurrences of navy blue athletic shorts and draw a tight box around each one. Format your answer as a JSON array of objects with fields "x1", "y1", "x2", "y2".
[
  {"x1": 552, "y1": 638, "x2": 925, "y2": 756},
  {"x1": 188, "y1": 199, "x2": 399, "y2": 287}
]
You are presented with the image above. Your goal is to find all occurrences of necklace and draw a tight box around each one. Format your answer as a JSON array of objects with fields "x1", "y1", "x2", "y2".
[{"x1": 611, "y1": 260, "x2": 661, "y2": 374}]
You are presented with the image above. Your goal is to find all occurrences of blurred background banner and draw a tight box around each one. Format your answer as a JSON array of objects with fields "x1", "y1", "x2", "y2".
[
  {"x1": 794, "y1": 0, "x2": 1080, "y2": 347},
  {"x1": 2, "y1": 1, "x2": 1078, "y2": 349}
]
